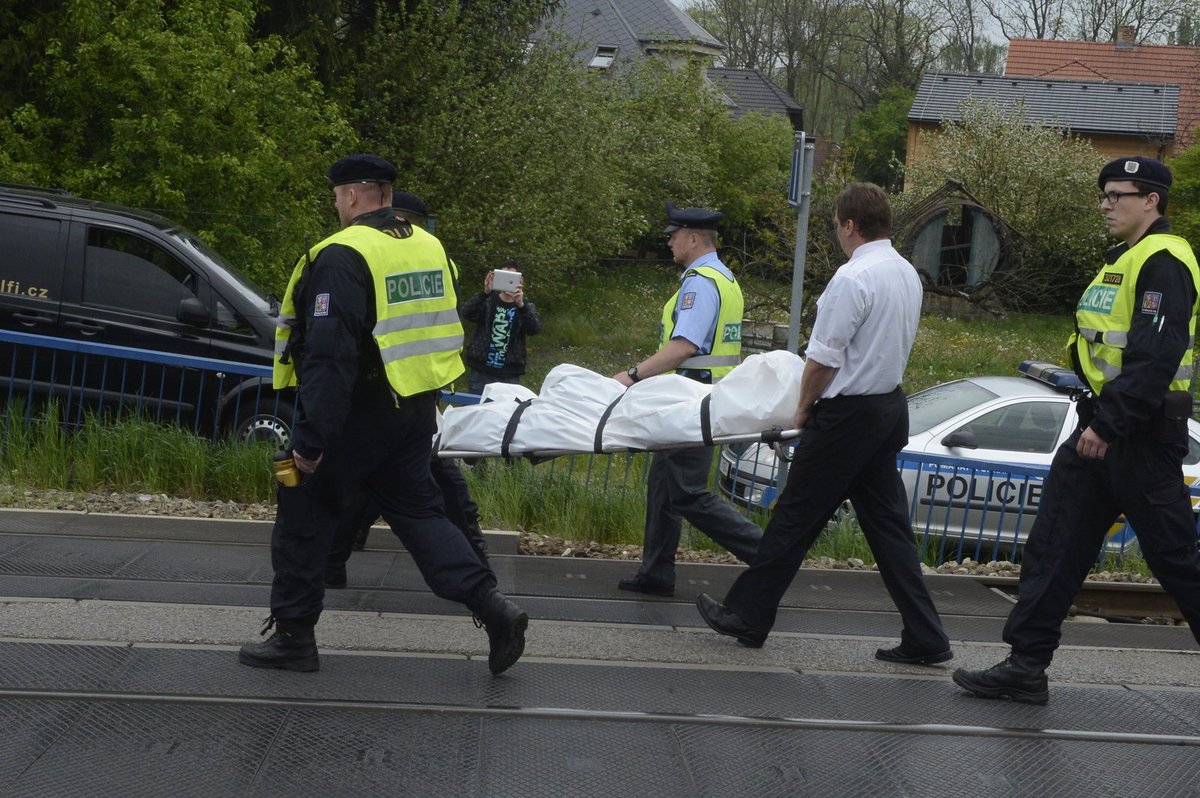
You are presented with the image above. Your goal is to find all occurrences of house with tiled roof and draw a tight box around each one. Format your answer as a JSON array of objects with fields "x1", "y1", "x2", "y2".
[
  {"x1": 535, "y1": 0, "x2": 723, "y2": 70},
  {"x1": 535, "y1": 1, "x2": 806, "y2": 126},
  {"x1": 1005, "y1": 30, "x2": 1200, "y2": 152},
  {"x1": 906, "y1": 71, "x2": 1178, "y2": 169},
  {"x1": 707, "y1": 67, "x2": 804, "y2": 130}
]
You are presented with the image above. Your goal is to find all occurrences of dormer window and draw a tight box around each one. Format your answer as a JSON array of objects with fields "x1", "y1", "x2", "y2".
[{"x1": 589, "y1": 45, "x2": 618, "y2": 69}]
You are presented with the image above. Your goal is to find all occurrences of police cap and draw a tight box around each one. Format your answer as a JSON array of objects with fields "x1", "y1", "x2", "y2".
[
  {"x1": 327, "y1": 154, "x2": 397, "y2": 186},
  {"x1": 392, "y1": 191, "x2": 429, "y2": 216},
  {"x1": 662, "y1": 201, "x2": 724, "y2": 233},
  {"x1": 1098, "y1": 156, "x2": 1171, "y2": 192}
]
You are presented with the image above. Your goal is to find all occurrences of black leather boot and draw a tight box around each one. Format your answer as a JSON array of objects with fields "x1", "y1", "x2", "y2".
[
  {"x1": 238, "y1": 617, "x2": 320, "y2": 672},
  {"x1": 952, "y1": 653, "x2": 1049, "y2": 704},
  {"x1": 473, "y1": 590, "x2": 528, "y2": 675}
]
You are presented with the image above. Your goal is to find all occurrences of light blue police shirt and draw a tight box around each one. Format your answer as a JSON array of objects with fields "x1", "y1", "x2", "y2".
[{"x1": 670, "y1": 251, "x2": 731, "y2": 355}]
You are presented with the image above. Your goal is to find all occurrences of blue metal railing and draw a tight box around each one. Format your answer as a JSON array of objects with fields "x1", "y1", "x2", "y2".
[
  {"x1": 721, "y1": 443, "x2": 1200, "y2": 564},
  {"x1": 0, "y1": 327, "x2": 288, "y2": 443}
]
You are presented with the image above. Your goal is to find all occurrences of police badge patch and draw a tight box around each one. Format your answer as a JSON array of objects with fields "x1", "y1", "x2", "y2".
[
  {"x1": 1141, "y1": 291, "x2": 1162, "y2": 314},
  {"x1": 681, "y1": 292, "x2": 696, "y2": 310},
  {"x1": 314, "y1": 292, "x2": 330, "y2": 317}
]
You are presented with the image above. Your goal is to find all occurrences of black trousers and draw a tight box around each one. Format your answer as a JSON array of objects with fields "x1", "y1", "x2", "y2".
[
  {"x1": 723, "y1": 388, "x2": 949, "y2": 651},
  {"x1": 1003, "y1": 425, "x2": 1200, "y2": 663},
  {"x1": 327, "y1": 456, "x2": 490, "y2": 567},
  {"x1": 270, "y1": 389, "x2": 494, "y2": 624},
  {"x1": 637, "y1": 445, "x2": 764, "y2": 585}
]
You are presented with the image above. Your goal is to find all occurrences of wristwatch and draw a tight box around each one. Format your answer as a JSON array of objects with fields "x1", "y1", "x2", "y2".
[{"x1": 626, "y1": 366, "x2": 641, "y2": 383}]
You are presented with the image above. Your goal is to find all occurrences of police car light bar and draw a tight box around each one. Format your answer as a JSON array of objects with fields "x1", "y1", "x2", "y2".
[{"x1": 1018, "y1": 360, "x2": 1085, "y2": 391}]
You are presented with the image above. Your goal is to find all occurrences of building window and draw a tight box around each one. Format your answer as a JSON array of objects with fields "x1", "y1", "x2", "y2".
[{"x1": 589, "y1": 45, "x2": 618, "y2": 70}]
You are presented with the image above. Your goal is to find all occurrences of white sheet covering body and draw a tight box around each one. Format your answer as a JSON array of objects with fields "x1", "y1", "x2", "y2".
[{"x1": 439, "y1": 350, "x2": 805, "y2": 457}]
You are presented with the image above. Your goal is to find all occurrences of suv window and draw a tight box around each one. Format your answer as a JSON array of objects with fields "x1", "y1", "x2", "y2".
[
  {"x1": 0, "y1": 211, "x2": 61, "y2": 299},
  {"x1": 83, "y1": 227, "x2": 198, "y2": 319}
]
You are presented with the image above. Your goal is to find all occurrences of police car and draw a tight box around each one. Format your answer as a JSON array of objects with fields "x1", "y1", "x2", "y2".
[{"x1": 717, "y1": 361, "x2": 1200, "y2": 558}]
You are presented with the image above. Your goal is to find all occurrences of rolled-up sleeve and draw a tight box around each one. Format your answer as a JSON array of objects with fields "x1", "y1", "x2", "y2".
[{"x1": 805, "y1": 274, "x2": 867, "y2": 368}]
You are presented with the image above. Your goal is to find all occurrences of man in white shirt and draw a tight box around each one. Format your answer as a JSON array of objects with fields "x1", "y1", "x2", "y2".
[{"x1": 695, "y1": 183, "x2": 951, "y2": 663}]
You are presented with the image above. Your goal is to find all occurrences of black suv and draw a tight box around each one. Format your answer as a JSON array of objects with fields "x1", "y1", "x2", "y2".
[{"x1": 0, "y1": 183, "x2": 293, "y2": 447}]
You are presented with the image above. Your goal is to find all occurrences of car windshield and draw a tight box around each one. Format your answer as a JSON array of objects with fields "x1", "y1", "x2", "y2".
[
  {"x1": 166, "y1": 229, "x2": 275, "y2": 315},
  {"x1": 907, "y1": 380, "x2": 998, "y2": 435}
]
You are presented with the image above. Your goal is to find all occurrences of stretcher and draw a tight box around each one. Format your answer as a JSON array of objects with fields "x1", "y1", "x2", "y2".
[{"x1": 436, "y1": 350, "x2": 805, "y2": 460}]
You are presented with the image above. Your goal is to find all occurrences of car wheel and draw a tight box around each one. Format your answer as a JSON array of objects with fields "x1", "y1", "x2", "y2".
[{"x1": 231, "y1": 403, "x2": 293, "y2": 450}]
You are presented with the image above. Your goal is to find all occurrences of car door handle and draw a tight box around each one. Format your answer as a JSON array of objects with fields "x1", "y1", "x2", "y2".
[
  {"x1": 63, "y1": 320, "x2": 106, "y2": 336},
  {"x1": 12, "y1": 311, "x2": 55, "y2": 326}
]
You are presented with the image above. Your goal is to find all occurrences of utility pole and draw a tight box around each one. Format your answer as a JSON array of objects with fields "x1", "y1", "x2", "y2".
[{"x1": 776, "y1": 131, "x2": 815, "y2": 495}]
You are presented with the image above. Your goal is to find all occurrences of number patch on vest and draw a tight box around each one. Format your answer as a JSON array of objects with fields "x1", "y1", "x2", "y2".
[
  {"x1": 722, "y1": 322, "x2": 742, "y2": 343},
  {"x1": 386, "y1": 270, "x2": 445, "y2": 304},
  {"x1": 1078, "y1": 284, "x2": 1118, "y2": 314}
]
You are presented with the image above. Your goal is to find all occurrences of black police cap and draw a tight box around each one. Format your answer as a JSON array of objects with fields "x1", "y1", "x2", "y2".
[
  {"x1": 662, "y1": 201, "x2": 724, "y2": 233},
  {"x1": 392, "y1": 191, "x2": 429, "y2": 216},
  {"x1": 1098, "y1": 156, "x2": 1171, "y2": 192},
  {"x1": 327, "y1": 154, "x2": 397, "y2": 186}
]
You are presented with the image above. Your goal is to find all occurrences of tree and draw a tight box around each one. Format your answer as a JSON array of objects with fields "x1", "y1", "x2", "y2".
[
  {"x1": 1170, "y1": 11, "x2": 1199, "y2": 44},
  {"x1": 902, "y1": 100, "x2": 1108, "y2": 309},
  {"x1": 1167, "y1": 137, "x2": 1200, "y2": 253},
  {"x1": 826, "y1": 0, "x2": 942, "y2": 108},
  {"x1": 688, "y1": 0, "x2": 944, "y2": 140},
  {"x1": 342, "y1": 2, "x2": 792, "y2": 286},
  {"x1": 0, "y1": 0, "x2": 353, "y2": 292},
  {"x1": 986, "y1": 0, "x2": 1196, "y2": 42},
  {"x1": 845, "y1": 86, "x2": 916, "y2": 188},
  {"x1": 934, "y1": 0, "x2": 1005, "y2": 73},
  {"x1": 985, "y1": 0, "x2": 1071, "y2": 39},
  {"x1": 0, "y1": 1, "x2": 63, "y2": 117}
]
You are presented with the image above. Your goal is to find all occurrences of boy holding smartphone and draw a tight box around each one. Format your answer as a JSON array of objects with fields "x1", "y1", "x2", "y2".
[{"x1": 461, "y1": 260, "x2": 543, "y2": 394}]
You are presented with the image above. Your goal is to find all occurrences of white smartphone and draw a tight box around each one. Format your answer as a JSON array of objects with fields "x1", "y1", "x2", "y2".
[{"x1": 491, "y1": 270, "x2": 522, "y2": 293}]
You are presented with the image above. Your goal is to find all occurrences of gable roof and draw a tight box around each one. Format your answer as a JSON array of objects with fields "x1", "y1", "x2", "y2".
[
  {"x1": 537, "y1": 0, "x2": 723, "y2": 66},
  {"x1": 707, "y1": 67, "x2": 803, "y2": 127},
  {"x1": 1005, "y1": 38, "x2": 1200, "y2": 149},
  {"x1": 909, "y1": 71, "x2": 1177, "y2": 140}
]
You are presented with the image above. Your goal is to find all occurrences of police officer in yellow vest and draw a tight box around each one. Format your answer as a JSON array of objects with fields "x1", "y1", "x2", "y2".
[
  {"x1": 955, "y1": 156, "x2": 1200, "y2": 705},
  {"x1": 613, "y1": 203, "x2": 763, "y2": 597},
  {"x1": 239, "y1": 155, "x2": 527, "y2": 676}
]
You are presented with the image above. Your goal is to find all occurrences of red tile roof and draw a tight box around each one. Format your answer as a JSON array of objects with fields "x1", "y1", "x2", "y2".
[{"x1": 1005, "y1": 38, "x2": 1200, "y2": 150}]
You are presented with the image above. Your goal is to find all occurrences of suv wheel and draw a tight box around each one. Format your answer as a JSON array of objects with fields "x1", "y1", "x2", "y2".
[{"x1": 232, "y1": 405, "x2": 293, "y2": 450}]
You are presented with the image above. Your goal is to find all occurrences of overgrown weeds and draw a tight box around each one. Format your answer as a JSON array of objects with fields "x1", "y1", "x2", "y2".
[{"x1": 0, "y1": 405, "x2": 273, "y2": 502}]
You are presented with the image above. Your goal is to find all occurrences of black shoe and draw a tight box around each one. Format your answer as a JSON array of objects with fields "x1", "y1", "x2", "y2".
[
  {"x1": 695, "y1": 593, "x2": 766, "y2": 648},
  {"x1": 324, "y1": 563, "x2": 347, "y2": 589},
  {"x1": 238, "y1": 617, "x2": 320, "y2": 672},
  {"x1": 474, "y1": 590, "x2": 529, "y2": 675},
  {"x1": 876, "y1": 643, "x2": 953, "y2": 666},
  {"x1": 617, "y1": 576, "x2": 675, "y2": 597},
  {"x1": 952, "y1": 653, "x2": 1050, "y2": 705}
]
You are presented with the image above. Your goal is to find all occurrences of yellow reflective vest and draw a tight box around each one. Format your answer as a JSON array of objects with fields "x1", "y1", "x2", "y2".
[
  {"x1": 1068, "y1": 233, "x2": 1200, "y2": 394},
  {"x1": 273, "y1": 223, "x2": 464, "y2": 396},
  {"x1": 657, "y1": 264, "x2": 743, "y2": 382}
]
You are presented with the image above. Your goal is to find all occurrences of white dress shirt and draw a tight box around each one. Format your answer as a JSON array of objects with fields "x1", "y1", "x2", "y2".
[{"x1": 806, "y1": 238, "x2": 922, "y2": 398}]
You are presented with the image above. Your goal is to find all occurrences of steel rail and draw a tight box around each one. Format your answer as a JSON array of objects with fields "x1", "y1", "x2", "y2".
[{"x1": 4, "y1": 686, "x2": 1200, "y2": 748}]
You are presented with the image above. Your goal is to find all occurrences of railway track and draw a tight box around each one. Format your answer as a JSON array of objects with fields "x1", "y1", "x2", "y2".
[{"x1": 980, "y1": 575, "x2": 1185, "y2": 623}]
